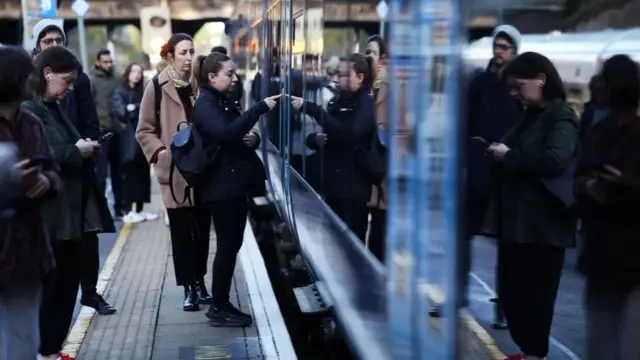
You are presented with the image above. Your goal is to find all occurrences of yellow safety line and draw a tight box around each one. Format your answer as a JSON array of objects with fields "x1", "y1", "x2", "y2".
[
  {"x1": 425, "y1": 284, "x2": 506, "y2": 360},
  {"x1": 60, "y1": 222, "x2": 133, "y2": 358}
]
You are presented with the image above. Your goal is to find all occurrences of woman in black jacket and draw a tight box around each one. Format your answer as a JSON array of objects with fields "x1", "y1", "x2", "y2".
[
  {"x1": 111, "y1": 62, "x2": 156, "y2": 224},
  {"x1": 191, "y1": 52, "x2": 280, "y2": 327},
  {"x1": 291, "y1": 53, "x2": 376, "y2": 241}
]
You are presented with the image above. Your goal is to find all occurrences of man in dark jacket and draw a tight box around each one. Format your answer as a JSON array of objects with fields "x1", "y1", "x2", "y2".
[
  {"x1": 430, "y1": 25, "x2": 522, "y2": 323},
  {"x1": 31, "y1": 19, "x2": 117, "y2": 316}
]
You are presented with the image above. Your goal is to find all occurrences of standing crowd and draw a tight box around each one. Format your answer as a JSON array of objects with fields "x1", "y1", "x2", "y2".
[{"x1": 1, "y1": 17, "x2": 638, "y2": 360}]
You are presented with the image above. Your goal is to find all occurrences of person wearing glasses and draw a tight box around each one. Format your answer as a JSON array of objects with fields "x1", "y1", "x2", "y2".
[{"x1": 430, "y1": 25, "x2": 522, "y2": 325}]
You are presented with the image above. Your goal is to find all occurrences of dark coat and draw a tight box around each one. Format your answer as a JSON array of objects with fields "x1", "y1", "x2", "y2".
[
  {"x1": 22, "y1": 97, "x2": 115, "y2": 241},
  {"x1": 61, "y1": 72, "x2": 102, "y2": 140},
  {"x1": 304, "y1": 89, "x2": 376, "y2": 201},
  {"x1": 0, "y1": 108, "x2": 60, "y2": 283},
  {"x1": 575, "y1": 113, "x2": 640, "y2": 289},
  {"x1": 112, "y1": 84, "x2": 151, "y2": 204},
  {"x1": 191, "y1": 85, "x2": 268, "y2": 202},
  {"x1": 466, "y1": 66, "x2": 521, "y2": 205},
  {"x1": 489, "y1": 100, "x2": 579, "y2": 248}
]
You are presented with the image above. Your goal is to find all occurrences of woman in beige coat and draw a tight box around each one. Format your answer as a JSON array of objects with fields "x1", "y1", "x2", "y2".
[
  {"x1": 136, "y1": 33, "x2": 212, "y2": 311},
  {"x1": 365, "y1": 35, "x2": 389, "y2": 263}
]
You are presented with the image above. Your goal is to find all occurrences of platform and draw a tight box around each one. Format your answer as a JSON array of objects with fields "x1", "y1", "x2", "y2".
[
  {"x1": 61, "y1": 188, "x2": 504, "y2": 360},
  {"x1": 61, "y1": 189, "x2": 295, "y2": 360}
]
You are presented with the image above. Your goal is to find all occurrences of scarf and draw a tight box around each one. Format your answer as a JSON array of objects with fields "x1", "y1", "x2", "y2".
[{"x1": 167, "y1": 65, "x2": 190, "y2": 89}]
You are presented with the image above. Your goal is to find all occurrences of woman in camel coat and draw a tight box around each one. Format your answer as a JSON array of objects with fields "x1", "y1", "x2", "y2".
[
  {"x1": 136, "y1": 34, "x2": 212, "y2": 311},
  {"x1": 365, "y1": 35, "x2": 389, "y2": 263}
]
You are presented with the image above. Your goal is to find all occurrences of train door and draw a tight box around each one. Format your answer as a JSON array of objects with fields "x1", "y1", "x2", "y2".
[{"x1": 386, "y1": 0, "x2": 466, "y2": 358}]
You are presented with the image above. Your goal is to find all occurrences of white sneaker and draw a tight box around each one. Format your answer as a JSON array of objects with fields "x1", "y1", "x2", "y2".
[
  {"x1": 123, "y1": 211, "x2": 145, "y2": 224},
  {"x1": 140, "y1": 212, "x2": 159, "y2": 221}
]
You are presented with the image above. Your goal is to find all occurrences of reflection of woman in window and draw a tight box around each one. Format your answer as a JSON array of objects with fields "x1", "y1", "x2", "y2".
[{"x1": 365, "y1": 35, "x2": 389, "y2": 263}]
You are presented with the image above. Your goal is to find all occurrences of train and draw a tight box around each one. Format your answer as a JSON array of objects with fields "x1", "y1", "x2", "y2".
[{"x1": 464, "y1": 27, "x2": 640, "y2": 110}]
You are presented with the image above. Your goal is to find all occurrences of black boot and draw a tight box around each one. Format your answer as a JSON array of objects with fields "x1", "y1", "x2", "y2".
[
  {"x1": 196, "y1": 278, "x2": 212, "y2": 305},
  {"x1": 183, "y1": 285, "x2": 200, "y2": 311}
]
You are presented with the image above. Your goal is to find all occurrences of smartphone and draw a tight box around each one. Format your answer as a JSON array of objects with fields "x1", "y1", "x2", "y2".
[
  {"x1": 97, "y1": 132, "x2": 114, "y2": 143},
  {"x1": 28, "y1": 154, "x2": 52, "y2": 167},
  {"x1": 470, "y1": 136, "x2": 489, "y2": 146}
]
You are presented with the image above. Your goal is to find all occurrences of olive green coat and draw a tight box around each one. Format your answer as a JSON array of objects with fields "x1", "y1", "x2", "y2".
[
  {"x1": 486, "y1": 99, "x2": 579, "y2": 249},
  {"x1": 21, "y1": 97, "x2": 115, "y2": 241}
]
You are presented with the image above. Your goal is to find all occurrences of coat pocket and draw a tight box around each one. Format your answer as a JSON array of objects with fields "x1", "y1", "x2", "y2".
[{"x1": 153, "y1": 150, "x2": 172, "y2": 184}]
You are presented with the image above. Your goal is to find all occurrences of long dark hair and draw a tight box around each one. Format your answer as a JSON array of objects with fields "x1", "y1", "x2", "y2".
[
  {"x1": 120, "y1": 62, "x2": 144, "y2": 94},
  {"x1": 501, "y1": 52, "x2": 566, "y2": 102},
  {"x1": 600, "y1": 54, "x2": 640, "y2": 112}
]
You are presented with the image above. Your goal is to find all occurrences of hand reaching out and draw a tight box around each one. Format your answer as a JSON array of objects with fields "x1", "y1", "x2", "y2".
[
  {"x1": 290, "y1": 96, "x2": 303, "y2": 110},
  {"x1": 264, "y1": 93, "x2": 283, "y2": 110}
]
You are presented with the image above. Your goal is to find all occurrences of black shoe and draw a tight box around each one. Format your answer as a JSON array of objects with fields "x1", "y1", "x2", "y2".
[
  {"x1": 196, "y1": 280, "x2": 212, "y2": 305},
  {"x1": 183, "y1": 287, "x2": 200, "y2": 311},
  {"x1": 81, "y1": 293, "x2": 117, "y2": 315},
  {"x1": 205, "y1": 302, "x2": 251, "y2": 319},
  {"x1": 207, "y1": 306, "x2": 252, "y2": 327}
]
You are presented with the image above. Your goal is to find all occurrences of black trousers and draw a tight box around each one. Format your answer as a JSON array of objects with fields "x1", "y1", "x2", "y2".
[
  {"x1": 325, "y1": 197, "x2": 369, "y2": 242},
  {"x1": 167, "y1": 206, "x2": 211, "y2": 286},
  {"x1": 39, "y1": 241, "x2": 83, "y2": 356},
  {"x1": 96, "y1": 133, "x2": 123, "y2": 215},
  {"x1": 209, "y1": 197, "x2": 249, "y2": 308},
  {"x1": 80, "y1": 233, "x2": 100, "y2": 297},
  {"x1": 367, "y1": 208, "x2": 386, "y2": 263},
  {"x1": 498, "y1": 243, "x2": 565, "y2": 358}
]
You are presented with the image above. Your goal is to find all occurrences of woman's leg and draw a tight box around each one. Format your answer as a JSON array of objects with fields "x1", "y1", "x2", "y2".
[
  {"x1": 194, "y1": 205, "x2": 212, "y2": 303},
  {"x1": 584, "y1": 282, "x2": 625, "y2": 360},
  {"x1": 207, "y1": 197, "x2": 251, "y2": 327},
  {"x1": 505, "y1": 243, "x2": 564, "y2": 358},
  {"x1": 39, "y1": 241, "x2": 82, "y2": 357},
  {"x1": 166, "y1": 208, "x2": 199, "y2": 311},
  {"x1": 0, "y1": 280, "x2": 42, "y2": 360},
  {"x1": 367, "y1": 208, "x2": 386, "y2": 263},
  {"x1": 620, "y1": 287, "x2": 640, "y2": 360}
]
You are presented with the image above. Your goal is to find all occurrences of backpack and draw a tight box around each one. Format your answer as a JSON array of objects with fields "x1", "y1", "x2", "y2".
[
  {"x1": 356, "y1": 126, "x2": 387, "y2": 189},
  {"x1": 153, "y1": 78, "x2": 218, "y2": 205}
]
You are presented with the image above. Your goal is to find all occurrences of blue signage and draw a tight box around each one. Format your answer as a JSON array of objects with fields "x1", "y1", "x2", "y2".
[{"x1": 40, "y1": 0, "x2": 58, "y2": 18}]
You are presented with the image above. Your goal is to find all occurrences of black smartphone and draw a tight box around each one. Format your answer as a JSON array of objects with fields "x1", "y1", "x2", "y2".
[
  {"x1": 470, "y1": 136, "x2": 489, "y2": 147},
  {"x1": 28, "y1": 154, "x2": 52, "y2": 167},
  {"x1": 97, "y1": 132, "x2": 114, "y2": 143}
]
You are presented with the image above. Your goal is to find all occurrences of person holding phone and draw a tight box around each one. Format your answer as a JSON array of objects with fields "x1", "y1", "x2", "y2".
[
  {"x1": 0, "y1": 45, "x2": 61, "y2": 360},
  {"x1": 23, "y1": 46, "x2": 116, "y2": 360},
  {"x1": 574, "y1": 54, "x2": 640, "y2": 360},
  {"x1": 485, "y1": 52, "x2": 579, "y2": 360}
]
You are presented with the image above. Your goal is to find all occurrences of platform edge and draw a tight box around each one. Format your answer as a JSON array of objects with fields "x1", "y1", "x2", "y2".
[
  {"x1": 60, "y1": 222, "x2": 133, "y2": 357},
  {"x1": 239, "y1": 220, "x2": 298, "y2": 360}
]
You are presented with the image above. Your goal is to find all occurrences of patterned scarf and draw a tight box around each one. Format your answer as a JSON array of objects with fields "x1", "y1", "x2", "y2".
[{"x1": 167, "y1": 65, "x2": 190, "y2": 88}]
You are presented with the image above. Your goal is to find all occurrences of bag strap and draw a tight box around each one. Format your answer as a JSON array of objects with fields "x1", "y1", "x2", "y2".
[
  {"x1": 168, "y1": 165, "x2": 193, "y2": 206},
  {"x1": 153, "y1": 78, "x2": 162, "y2": 124}
]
